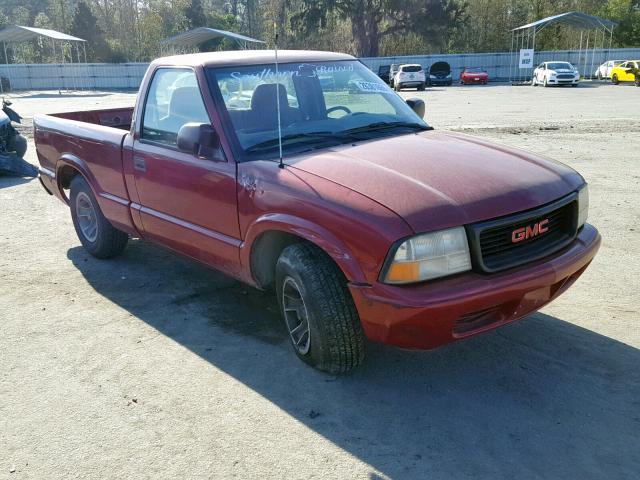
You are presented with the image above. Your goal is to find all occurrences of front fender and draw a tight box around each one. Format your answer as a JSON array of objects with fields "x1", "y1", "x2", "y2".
[{"x1": 240, "y1": 213, "x2": 368, "y2": 285}]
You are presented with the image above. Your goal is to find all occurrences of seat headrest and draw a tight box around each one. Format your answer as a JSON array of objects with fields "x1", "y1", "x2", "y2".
[
  {"x1": 251, "y1": 83, "x2": 289, "y2": 112},
  {"x1": 169, "y1": 87, "x2": 207, "y2": 119}
]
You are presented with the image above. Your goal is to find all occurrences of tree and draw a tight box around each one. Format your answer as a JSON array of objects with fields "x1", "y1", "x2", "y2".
[
  {"x1": 290, "y1": 0, "x2": 466, "y2": 56},
  {"x1": 185, "y1": 0, "x2": 206, "y2": 28},
  {"x1": 70, "y1": 1, "x2": 112, "y2": 61}
]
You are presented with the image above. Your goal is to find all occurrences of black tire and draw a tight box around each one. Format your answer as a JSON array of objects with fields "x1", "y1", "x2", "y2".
[
  {"x1": 275, "y1": 242, "x2": 365, "y2": 374},
  {"x1": 69, "y1": 175, "x2": 128, "y2": 259},
  {"x1": 8, "y1": 134, "x2": 27, "y2": 157},
  {"x1": 635, "y1": 75, "x2": 640, "y2": 87},
  {"x1": 418, "y1": 82, "x2": 425, "y2": 91},
  {"x1": 612, "y1": 74, "x2": 619, "y2": 85},
  {"x1": 543, "y1": 77, "x2": 549, "y2": 87},
  {"x1": 597, "y1": 71, "x2": 603, "y2": 80}
]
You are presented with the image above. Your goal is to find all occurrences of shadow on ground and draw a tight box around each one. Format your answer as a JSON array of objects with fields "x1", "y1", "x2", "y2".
[
  {"x1": 67, "y1": 240, "x2": 639, "y2": 479},
  {"x1": 6, "y1": 92, "x2": 114, "y2": 99}
]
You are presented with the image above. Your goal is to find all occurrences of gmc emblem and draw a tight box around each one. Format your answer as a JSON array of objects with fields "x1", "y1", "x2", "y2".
[{"x1": 512, "y1": 219, "x2": 550, "y2": 243}]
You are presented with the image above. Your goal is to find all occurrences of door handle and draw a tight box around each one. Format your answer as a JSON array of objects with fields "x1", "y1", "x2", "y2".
[{"x1": 133, "y1": 156, "x2": 146, "y2": 172}]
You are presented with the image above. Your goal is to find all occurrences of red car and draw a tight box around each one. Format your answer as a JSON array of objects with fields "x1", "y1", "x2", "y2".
[
  {"x1": 460, "y1": 67, "x2": 489, "y2": 85},
  {"x1": 34, "y1": 50, "x2": 599, "y2": 373}
]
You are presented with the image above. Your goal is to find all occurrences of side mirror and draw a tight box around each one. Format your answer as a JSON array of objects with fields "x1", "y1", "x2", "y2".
[
  {"x1": 406, "y1": 98, "x2": 425, "y2": 118},
  {"x1": 177, "y1": 123, "x2": 221, "y2": 158}
]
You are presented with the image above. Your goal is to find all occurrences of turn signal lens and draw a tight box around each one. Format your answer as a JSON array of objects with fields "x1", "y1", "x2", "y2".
[{"x1": 383, "y1": 227, "x2": 472, "y2": 284}]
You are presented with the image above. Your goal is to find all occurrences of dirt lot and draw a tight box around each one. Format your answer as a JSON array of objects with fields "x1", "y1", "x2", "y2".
[{"x1": 1, "y1": 83, "x2": 639, "y2": 479}]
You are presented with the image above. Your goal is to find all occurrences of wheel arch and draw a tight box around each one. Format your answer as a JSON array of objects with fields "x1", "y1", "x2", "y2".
[
  {"x1": 55, "y1": 154, "x2": 99, "y2": 204},
  {"x1": 242, "y1": 214, "x2": 368, "y2": 289}
]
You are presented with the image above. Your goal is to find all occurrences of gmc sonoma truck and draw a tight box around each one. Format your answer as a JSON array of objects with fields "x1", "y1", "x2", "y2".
[{"x1": 34, "y1": 50, "x2": 600, "y2": 373}]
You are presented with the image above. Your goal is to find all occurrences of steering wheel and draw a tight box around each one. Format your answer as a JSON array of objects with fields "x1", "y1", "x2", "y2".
[{"x1": 326, "y1": 105, "x2": 352, "y2": 116}]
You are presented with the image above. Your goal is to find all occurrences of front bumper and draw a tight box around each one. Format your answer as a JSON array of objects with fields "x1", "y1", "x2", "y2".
[
  {"x1": 429, "y1": 79, "x2": 452, "y2": 86},
  {"x1": 349, "y1": 224, "x2": 600, "y2": 349},
  {"x1": 547, "y1": 77, "x2": 580, "y2": 85}
]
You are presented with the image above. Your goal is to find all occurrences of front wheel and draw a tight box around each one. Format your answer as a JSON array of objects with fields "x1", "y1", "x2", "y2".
[
  {"x1": 275, "y1": 243, "x2": 365, "y2": 374},
  {"x1": 635, "y1": 76, "x2": 640, "y2": 87},
  {"x1": 612, "y1": 74, "x2": 619, "y2": 85},
  {"x1": 418, "y1": 82, "x2": 425, "y2": 91},
  {"x1": 70, "y1": 175, "x2": 128, "y2": 259},
  {"x1": 543, "y1": 77, "x2": 549, "y2": 87}
]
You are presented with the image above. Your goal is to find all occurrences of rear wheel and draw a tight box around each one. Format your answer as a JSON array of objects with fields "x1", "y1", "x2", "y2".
[
  {"x1": 70, "y1": 176, "x2": 128, "y2": 259},
  {"x1": 275, "y1": 242, "x2": 365, "y2": 374},
  {"x1": 597, "y1": 71, "x2": 603, "y2": 80},
  {"x1": 635, "y1": 75, "x2": 640, "y2": 87},
  {"x1": 612, "y1": 74, "x2": 619, "y2": 85}
]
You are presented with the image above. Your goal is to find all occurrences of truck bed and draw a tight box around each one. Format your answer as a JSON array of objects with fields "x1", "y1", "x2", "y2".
[
  {"x1": 49, "y1": 107, "x2": 134, "y2": 131},
  {"x1": 33, "y1": 107, "x2": 136, "y2": 235}
]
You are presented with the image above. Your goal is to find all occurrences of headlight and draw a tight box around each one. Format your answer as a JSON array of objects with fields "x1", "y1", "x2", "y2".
[
  {"x1": 382, "y1": 227, "x2": 472, "y2": 284},
  {"x1": 446, "y1": 73, "x2": 452, "y2": 78},
  {"x1": 429, "y1": 75, "x2": 436, "y2": 79},
  {"x1": 577, "y1": 185, "x2": 589, "y2": 228}
]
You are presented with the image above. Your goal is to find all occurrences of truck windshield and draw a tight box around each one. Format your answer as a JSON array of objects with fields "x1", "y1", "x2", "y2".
[{"x1": 207, "y1": 60, "x2": 429, "y2": 159}]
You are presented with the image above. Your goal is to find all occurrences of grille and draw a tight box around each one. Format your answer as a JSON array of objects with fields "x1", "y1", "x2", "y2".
[
  {"x1": 557, "y1": 74, "x2": 575, "y2": 79},
  {"x1": 468, "y1": 195, "x2": 578, "y2": 273}
]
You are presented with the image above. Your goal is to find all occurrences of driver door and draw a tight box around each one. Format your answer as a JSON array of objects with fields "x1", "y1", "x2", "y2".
[{"x1": 130, "y1": 67, "x2": 241, "y2": 275}]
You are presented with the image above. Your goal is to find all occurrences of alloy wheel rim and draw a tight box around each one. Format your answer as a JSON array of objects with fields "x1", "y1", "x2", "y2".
[
  {"x1": 282, "y1": 277, "x2": 311, "y2": 355},
  {"x1": 76, "y1": 191, "x2": 98, "y2": 242}
]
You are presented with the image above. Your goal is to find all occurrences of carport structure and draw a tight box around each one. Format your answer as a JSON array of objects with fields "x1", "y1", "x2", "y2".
[
  {"x1": 0, "y1": 25, "x2": 86, "y2": 92},
  {"x1": 160, "y1": 27, "x2": 265, "y2": 55},
  {"x1": 509, "y1": 11, "x2": 617, "y2": 84}
]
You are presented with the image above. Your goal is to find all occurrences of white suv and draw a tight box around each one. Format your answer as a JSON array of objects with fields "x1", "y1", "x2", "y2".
[
  {"x1": 393, "y1": 64, "x2": 426, "y2": 91},
  {"x1": 532, "y1": 62, "x2": 580, "y2": 87}
]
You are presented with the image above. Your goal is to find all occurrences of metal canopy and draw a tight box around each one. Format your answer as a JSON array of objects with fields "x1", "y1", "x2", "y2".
[
  {"x1": 0, "y1": 25, "x2": 86, "y2": 44},
  {"x1": 513, "y1": 11, "x2": 617, "y2": 33},
  {"x1": 161, "y1": 27, "x2": 264, "y2": 49},
  {"x1": 509, "y1": 11, "x2": 618, "y2": 84}
]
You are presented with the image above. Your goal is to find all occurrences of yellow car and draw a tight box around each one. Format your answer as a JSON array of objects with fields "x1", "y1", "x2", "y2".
[{"x1": 611, "y1": 60, "x2": 640, "y2": 86}]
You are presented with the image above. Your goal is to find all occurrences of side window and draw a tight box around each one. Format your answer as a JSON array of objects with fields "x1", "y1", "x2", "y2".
[{"x1": 142, "y1": 69, "x2": 210, "y2": 146}]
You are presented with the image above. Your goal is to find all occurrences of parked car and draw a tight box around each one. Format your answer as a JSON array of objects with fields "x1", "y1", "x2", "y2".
[
  {"x1": 594, "y1": 60, "x2": 623, "y2": 80},
  {"x1": 532, "y1": 61, "x2": 580, "y2": 87},
  {"x1": 611, "y1": 60, "x2": 640, "y2": 86},
  {"x1": 377, "y1": 65, "x2": 391, "y2": 84},
  {"x1": 392, "y1": 64, "x2": 426, "y2": 91},
  {"x1": 428, "y1": 61, "x2": 452, "y2": 86},
  {"x1": 389, "y1": 63, "x2": 400, "y2": 87},
  {"x1": 460, "y1": 67, "x2": 489, "y2": 85},
  {"x1": 34, "y1": 50, "x2": 600, "y2": 373}
]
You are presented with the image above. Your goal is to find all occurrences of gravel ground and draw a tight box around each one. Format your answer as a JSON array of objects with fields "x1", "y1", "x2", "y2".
[{"x1": 1, "y1": 83, "x2": 639, "y2": 479}]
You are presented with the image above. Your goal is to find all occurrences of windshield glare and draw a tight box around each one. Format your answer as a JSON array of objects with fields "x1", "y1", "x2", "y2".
[{"x1": 208, "y1": 60, "x2": 428, "y2": 158}]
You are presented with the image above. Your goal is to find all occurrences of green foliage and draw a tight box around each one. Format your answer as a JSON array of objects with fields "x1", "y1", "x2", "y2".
[{"x1": 0, "y1": 0, "x2": 637, "y2": 62}]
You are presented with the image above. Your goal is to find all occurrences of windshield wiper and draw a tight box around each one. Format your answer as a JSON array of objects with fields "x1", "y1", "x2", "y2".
[
  {"x1": 245, "y1": 132, "x2": 346, "y2": 153},
  {"x1": 342, "y1": 121, "x2": 432, "y2": 135}
]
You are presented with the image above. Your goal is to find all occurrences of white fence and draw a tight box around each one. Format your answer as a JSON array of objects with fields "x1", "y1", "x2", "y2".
[
  {"x1": 360, "y1": 48, "x2": 640, "y2": 82},
  {"x1": 1, "y1": 48, "x2": 640, "y2": 91}
]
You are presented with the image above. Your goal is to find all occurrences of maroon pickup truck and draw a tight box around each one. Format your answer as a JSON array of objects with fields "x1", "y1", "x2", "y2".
[{"x1": 35, "y1": 50, "x2": 600, "y2": 373}]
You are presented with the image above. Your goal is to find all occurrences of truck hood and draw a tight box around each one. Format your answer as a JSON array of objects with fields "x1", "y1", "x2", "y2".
[{"x1": 287, "y1": 130, "x2": 584, "y2": 233}]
